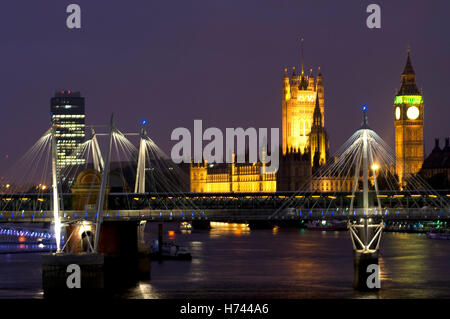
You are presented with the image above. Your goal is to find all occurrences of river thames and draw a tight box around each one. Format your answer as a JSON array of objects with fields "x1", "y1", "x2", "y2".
[{"x1": 1, "y1": 223, "x2": 450, "y2": 299}]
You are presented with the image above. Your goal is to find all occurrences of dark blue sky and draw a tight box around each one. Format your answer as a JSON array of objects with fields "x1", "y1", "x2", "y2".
[{"x1": 0, "y1": 0, "x2": 448, "y2": 171}]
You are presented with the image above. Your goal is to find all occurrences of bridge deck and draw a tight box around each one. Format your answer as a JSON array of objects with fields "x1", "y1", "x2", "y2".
[{"x1": 0, "y1": 208, "x2": 448, "y2": 223}]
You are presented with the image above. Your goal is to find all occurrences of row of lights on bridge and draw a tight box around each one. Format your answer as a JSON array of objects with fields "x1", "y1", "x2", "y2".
[{"x1": 0, "y1": 209, "x2": 445, "y2": 219}]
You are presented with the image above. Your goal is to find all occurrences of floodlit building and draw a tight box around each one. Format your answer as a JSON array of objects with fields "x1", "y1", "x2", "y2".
[{"x1": 394, "y1": 49, "x2": 424, "y2": 187}]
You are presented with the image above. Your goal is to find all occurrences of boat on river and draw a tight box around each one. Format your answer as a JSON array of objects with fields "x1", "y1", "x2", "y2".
[
  {"x1": 179, "y1": 221, "x2": 192, "y2": 230},
  {"x1": 427, "y1": 230, "x2": 450, "y2": 240},
  {"x1": 307, "y1": 220, "x2": 348, "y2": 231},
  {"x1": 150, "y1": 239, "x2": 192, "y2": 260}
]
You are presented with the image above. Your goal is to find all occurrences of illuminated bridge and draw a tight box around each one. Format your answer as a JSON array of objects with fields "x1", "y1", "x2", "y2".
[
  {"x1": 2, "y1": 109, "x2": 449, "y2": 294},
  {"x1": 1, "y1": 190, "x2": 449, "y2": 223}
]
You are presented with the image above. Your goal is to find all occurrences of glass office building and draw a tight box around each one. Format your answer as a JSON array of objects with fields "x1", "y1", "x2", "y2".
[{"x1": 50, "y1": 90, "x2": 86, "y2": 173}]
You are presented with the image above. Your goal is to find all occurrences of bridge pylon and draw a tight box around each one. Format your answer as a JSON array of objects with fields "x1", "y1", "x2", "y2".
[
  {"x1": 134, "y1": 124, "x2": 149, "y2": 194},
  {"x1": 50, "y1": 125, "x2": 62, "y2": 252},
  {"x1": 348, "y1": 107, "x2": 383, "y2": 291},
  {"x1": 90, "y1": 127, "x2": 104, "y2": 173}
]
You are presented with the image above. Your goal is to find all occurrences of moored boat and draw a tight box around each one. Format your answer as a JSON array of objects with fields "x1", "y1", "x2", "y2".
[
  {"x1": 179, "y1": 221, "x2": 192, "y2": 230},
  {"x1": 426, "y1": 231, "x2": 450, "y2": 240},
  {"x1": 307, "y1": 220, "x2": 347, "y2": 231},
  {"x1": 150, "y1": 239, "x2": 192, "y2": 260}
]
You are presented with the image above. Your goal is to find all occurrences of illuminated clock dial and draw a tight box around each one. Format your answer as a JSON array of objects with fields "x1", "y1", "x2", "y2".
[
  {"x1": 406, "y1": 106, "x2": 420, "y2": 120},
  {"x1": 395, "y1": 107, "x2": 400, "y2": 120}
]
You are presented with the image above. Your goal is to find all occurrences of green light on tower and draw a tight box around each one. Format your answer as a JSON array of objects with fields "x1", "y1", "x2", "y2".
[{"x1": 394, "y1": 95, "x2": 423, "y2": 105}]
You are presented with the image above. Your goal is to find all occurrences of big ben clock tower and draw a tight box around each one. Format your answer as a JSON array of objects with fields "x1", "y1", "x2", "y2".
[{"x1": 394, "y1": 48, "x2": 424, "y2": 188}]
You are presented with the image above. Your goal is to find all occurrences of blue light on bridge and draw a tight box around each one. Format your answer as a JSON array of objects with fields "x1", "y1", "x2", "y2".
[
  {"x1": 321, "y1": 210, "x2": 323, "y2": 216},
  {"x1": 11, "y1": 213, "x2": 13, "y2": 218},
  {"x1": 117, "y1": 211, "x2": 120, "y2": 217},
  {"x1": 181, "y1": 212, "x2": 183, "y2": 217},
  {"x1": 96, "y1": 212, "x2": 98, "y2": 218},
  {"x1": 85, "y1": 212, "x2": 88, "y2": 218},
  {"x1": 353, "y1": 211, "x2": 356, "y2": 216},
  {"x1": 299, "y1": 211, "x2": 302, "y2": 216},
  {"x1": 309, "y1": 211, "x2": 312, "y2": 216},
  {"x1": 74, "y1": 212, "x2": 77, "y2": 218},
  {"x1": 43, "y1": 212, "x2": 45, "y2": 217},
  {"x1": 142, "y1": 120, "x2": 147, "y2": 125},
  {"x1": 375, "y1": 210, "x2": 377, "y2": 216},
  {"x1": 362, "y1": 105, "x2": 367, "y2": 111},
  {"x1": 342, "y1": 211, "x2": 345, "y2": 216},
  {"x1": 364, "y1": 211, "x2": 366, "y2": 216},
  {"x1": 386, "y1": 210, "x2": 389, "y2": 216},
  {"x1": 192, "y1": 212, "x2": 194, "y2": 216},
  {"x1": 106, "y1": 212, "x2": 109, "y2": 217},
  {"x1": 396, "y1": 210, "x2": 399, "y2": 215},
  {"x1": 441, "y1": 210, "x2": 443, "y2": 216},
  {"x1": 331, "y1": 211, "x2": 334, "y2": 216},
  {"x1": 160, "y1": 212, "x2": 162, "y2": 217},
  {"x1": 170, "y1": 211, "x2": 173, "y2": 216},
  {"x1": 0, "y1": 213, "x2": 3, "y2": 218},
  {"x1": 202, "y1": 211, "x2": 205, "y2": 217}
]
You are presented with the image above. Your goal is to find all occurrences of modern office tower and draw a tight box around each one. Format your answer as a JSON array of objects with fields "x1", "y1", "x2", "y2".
[{"x1": 50, "y1": 90, "x2": 86, "y2": 174}]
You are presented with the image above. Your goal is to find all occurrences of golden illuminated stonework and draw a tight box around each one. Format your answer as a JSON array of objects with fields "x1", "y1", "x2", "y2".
[
  {"x1": 394, "y1": 49, "x2": 424, "y2": 187},
  {"x1": 189, "y1": 45, "x2": 329, "y2": 193},
  {"x1": 190, "y1": 161, "x2": 276, "y2": 193},
  {"x1": 282, "y1": 67, "x2": 325, "y2": 159}
]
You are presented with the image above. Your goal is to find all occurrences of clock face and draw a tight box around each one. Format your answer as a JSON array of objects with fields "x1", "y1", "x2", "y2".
[
  {"x1": 395, "y1": 107, "x2": 400, "y2": 120},
  {"x1": 407, "y1": 106, "x2": 420, "y2": 120}
]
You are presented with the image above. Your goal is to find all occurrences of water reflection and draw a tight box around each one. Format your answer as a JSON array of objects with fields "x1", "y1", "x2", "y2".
[
  {"x1": 2, "y1": 226, "x2": 450, "y2": 298},
  {"x1": 209, "y1": 222, "x2": 251, "y2": 238}
]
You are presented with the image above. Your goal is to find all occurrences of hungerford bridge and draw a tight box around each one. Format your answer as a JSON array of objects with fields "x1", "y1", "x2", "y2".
[
  {"x1": 1, "y1": 190, "x2": 449, "y2": 223},
  {"x1": 2, "y1": 110, "x2": 449, "y2": 293},
  {"x1": 1, "y1": 116, "x2": 449, "y2": 224}
]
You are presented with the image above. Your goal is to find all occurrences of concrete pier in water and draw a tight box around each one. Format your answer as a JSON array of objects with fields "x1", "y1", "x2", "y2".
[{"x1": 42, "y1": 220, "x2": 151, "y2": 297}]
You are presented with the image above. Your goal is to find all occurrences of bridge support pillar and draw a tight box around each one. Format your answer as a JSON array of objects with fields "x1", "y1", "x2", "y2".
[
  {"x1": 97, "y1": 221, "x2": 151, "y2": 287},
  {"x1": 42, "y1": 221, "x2": 151, "y2": 297},
  {"x1": 192, "y1": 220, "x2": 211, "y2": 230},
  {"x1": 248, "y1": 220, "x2": 274, "y2": 229},
  {"x1": 42, "y1": 253, "x2": 104, "y2": 298},
  {"x1": 353, "y1": 250, "x2": 380, "y2": 291}
]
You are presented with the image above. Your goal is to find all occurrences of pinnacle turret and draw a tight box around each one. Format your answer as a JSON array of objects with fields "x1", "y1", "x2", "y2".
[
  {"x1": 313, "y1": 92, "x2": 322, "y2": 128},
  {"x1": 398, "y1": 47, "x2": 420, "y2": 95}
]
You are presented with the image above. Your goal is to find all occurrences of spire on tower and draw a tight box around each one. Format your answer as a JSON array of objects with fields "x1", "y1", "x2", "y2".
[
  {"x1": 398, "y1": 46, "x2": 420, "y2": 95},
  {"x1": 313, "y1": 92, "x2": 322, "y2": 128},
  {"x1": 300, "y1": 37, "x2": 304, "y2": 75},
  {"x1": 402, "y1": 45, "x2": 415, "y2": 75}
]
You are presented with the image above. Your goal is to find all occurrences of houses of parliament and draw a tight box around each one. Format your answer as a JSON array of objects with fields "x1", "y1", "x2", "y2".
[{"x1": 189, "y1": 45, "x2": 426, "y2": 193}]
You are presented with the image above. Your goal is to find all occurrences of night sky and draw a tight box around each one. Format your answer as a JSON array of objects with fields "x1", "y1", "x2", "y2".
[{"x1": 0, "y1": 0, "x2": 448, "y2": 173}]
